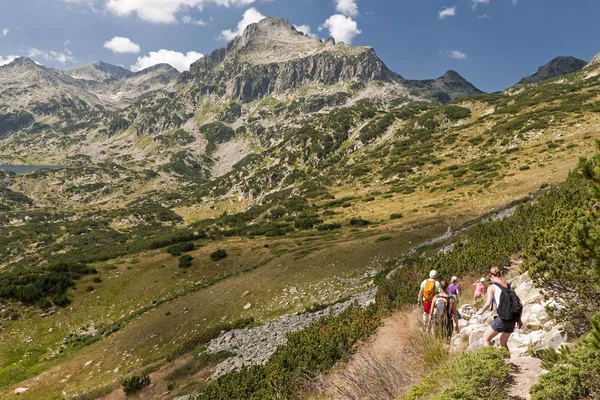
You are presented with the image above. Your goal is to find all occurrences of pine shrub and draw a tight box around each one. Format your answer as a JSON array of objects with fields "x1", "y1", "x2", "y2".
[
  {"x1": 178, "y1": 255, "x2": 193, "y2": 268},
  {"x1": 210, "y1": 249, "x2": 227, "y2": 261},
  {"x1": 122, "y1": 374, "x2": 150, "y2": 396}
]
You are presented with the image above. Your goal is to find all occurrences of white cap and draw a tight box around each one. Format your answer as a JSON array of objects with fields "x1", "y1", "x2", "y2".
[
  {"x1": 429, "y1": 270, "x2": 437, "y2": 278},
  {"x1": 451, "y1": 276, "x2": 458, "y2": 282},
  {"x1": 480, "y1": 277, "x2": 485, "y2": 282}
]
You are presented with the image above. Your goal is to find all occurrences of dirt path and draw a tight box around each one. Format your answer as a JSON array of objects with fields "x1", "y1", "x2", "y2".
[
  {"x1": 507, "y1": 356, "x2": 543, "y2": 400},
  {"x1": 310, "y1": 308, "x2": 425, "y2": 400}
]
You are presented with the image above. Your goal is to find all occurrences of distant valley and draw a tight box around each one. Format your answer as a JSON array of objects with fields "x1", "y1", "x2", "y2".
[{"x1": 1, "y1": 16, "x2": 600, "y2": 399}]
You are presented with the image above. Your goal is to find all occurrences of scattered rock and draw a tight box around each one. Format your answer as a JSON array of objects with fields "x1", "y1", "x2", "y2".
[
  {"x1": 243, "y1": 303, "x2": 252, "y2": 310},
  {"x1": 84, "y1": 360, "x2": 94, "y2": 367},
  {"x1": 14, "y1": 388, "x2": 28, "y2": 394},
  {"x1": 452, "y1": 271, "x2": 571, "y2": 358},
  {"x1": 205, "y1": 289, "x2": 377, "y2": 378}
]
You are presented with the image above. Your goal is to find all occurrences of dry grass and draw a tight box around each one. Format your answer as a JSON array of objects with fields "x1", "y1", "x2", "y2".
[{"x1": 309, "y1": 308, "x2": 448, "y2": 400}]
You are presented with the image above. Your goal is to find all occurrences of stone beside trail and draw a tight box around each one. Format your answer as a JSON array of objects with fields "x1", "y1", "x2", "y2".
[
  {"x1": 452, "y1": 271, "x2": 569, "y2": 355},
  {"x1": 452, "y1": 270, "x2": 569, "y2": 399},
  {"x1": 204, "y1": 289, "x2": 377, "y2": 378}
]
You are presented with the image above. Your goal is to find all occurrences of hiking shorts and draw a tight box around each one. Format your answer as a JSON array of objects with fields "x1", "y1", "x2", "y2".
[
  {"x1": 423, "y1": 300, "x2": 433, "y2": 314},
  {"x1": 491, "y1": 316, "x2": 516, "y2": 333}
]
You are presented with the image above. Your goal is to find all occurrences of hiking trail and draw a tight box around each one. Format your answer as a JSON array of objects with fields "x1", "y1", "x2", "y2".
[{"x1": 507, "y1": 355, "x2": 543, "y2": 400}]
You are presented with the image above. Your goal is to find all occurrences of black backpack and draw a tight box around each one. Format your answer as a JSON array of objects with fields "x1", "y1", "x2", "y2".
[
  {"x1": 432, "y1": 295, "x2": 452, "y2": 337},
  {"x1": 494, "y1": 283, "x2": 523, "y2": 322}
]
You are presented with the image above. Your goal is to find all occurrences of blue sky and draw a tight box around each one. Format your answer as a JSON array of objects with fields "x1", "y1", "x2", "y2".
[{"x1": 1, "y1": 0, "x2": 599, "y2": 92}]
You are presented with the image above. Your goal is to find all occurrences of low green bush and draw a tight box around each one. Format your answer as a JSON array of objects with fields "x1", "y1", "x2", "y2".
[
  {"x1": 122, "y1": 373, "x2": 150, "y2": 396},
  {"x1": 531, "y1": 314, "x2": 600, "y2": 400},
  {"x1": 349, "y1": 218, "x2": 371, "y2": 227},
  {"x1": 167, "y1": 242, "x2": 195, "y2": 256},
  {"x1": 178, "y1": 255, "x2": 193, "y2": 268},
  {"x1": 404, "y1": 347, "x2": 509, "y2": 400},
  {"x1": 195, "y1": 305, "x2": 379, "y2": 399},
  {"x1": 317, "y1": 223, "x2": 341, "y2": 231},
  {"x1": 210, "y1": 249, "x2": 228, "y2": 261}
]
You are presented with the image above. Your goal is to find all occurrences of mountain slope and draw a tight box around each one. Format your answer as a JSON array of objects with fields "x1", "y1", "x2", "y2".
[
  {"x1": 64, "y1": 60, "x2": 133, "y2": 82},
  {"x1": 518, "y1": 56, "x2": 587, "y2": 84},
  {"x1": 2, "y1": 37, "x2": 600, "y2": 400},
  {"x1": 0, "y1": 57, "x2": 104, "y2": 111},
  {"x1": 406, "y1": 70, "x2": 483, "y2": 103},
  {"x1": 0, "y1": 16, "x2": 482, "y2": 189}
]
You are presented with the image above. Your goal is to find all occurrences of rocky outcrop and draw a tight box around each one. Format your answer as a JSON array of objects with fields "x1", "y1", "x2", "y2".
[
  {"x1": 183, "y1": 18, "x2": 399, "y2": 103},
  {"x1": 204, "y1": 289, "x2": 377, "y2": 378},
  {"x1": 519, "y1": 56, "x2": 587, "y2": 84},
  {"x1": 451, "y1": 271, "x2": 570, "y2": 356},
  {"x1": 587, "y1": 52, "x2": 600, "y2": 67}
]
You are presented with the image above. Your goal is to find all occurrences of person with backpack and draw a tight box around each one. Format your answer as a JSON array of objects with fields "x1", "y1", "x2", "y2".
[
  {"x1": 417, "y1": 270, "x2": 441, "y2": 331},
  {"x1": 476, "y1": 267, "x2": 523, "y2": 351},
  {"x1": 429, "y1": 280, "x2": 460, "y2": 341}
]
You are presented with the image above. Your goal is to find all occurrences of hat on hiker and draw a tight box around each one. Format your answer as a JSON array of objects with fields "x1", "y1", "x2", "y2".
[
  {"x1": 429, "y1": 270, "x2": 437, "y2": 278},
  {"x1": 480, "y1": 277, "x2": 485, "y2": 282},
  {"x1": 451, "y1": 276, "x2": 458, "y2": 282}
]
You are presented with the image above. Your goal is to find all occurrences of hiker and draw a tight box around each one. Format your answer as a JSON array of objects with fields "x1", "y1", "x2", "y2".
[
  {"x1": 448, "y1": 276, "x2": 461, "y2": 305},
  {"x1": 473, "y1": 277, "x2": 486, "y2": 302},
  {"x1": 430, "y1": 280, "x2": 460, "y2": 341},
  {"x1": 476, "y1": 267, "x2": 523, "y2": 351},
  {"x1": 417, "y1": 270, "x2": 441, "y2": 331}
]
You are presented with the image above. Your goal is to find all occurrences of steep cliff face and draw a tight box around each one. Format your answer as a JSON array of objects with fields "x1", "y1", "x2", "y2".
[
  {"x1": 519, "y1": 56, "x2": 587, "y2": 84},
  {"x1": 183, "y1": 17, "x2": 400, "y2": 102}
]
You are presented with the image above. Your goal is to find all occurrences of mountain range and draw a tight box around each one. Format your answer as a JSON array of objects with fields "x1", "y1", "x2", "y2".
[
  {"x1": 0, "y1": 16, "x2": 596, "y2": 210},
  {"x1": 3, "y1": 16, "x2": 600, "y2": 399}
]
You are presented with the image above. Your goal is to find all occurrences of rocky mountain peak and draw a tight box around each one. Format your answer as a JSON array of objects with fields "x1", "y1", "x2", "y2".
[
  {"x1": 64, "y1": 61, "x2": 132, "y2": 82},
  {"x1": 439, "y1": 70, "x2": 468, "y2": 83},
  {"x1": 2, "y1": 57, "x2": 40, "y2": 70},
  {"x1": 133, "y1": 63, "x2": 179, "y2": 76},
  {"x1": 519, "y1": 56, "x2": 587, "y2": 84},
  {"x1": 183, "y1": 16, "x2": 400, "y2": 102},
  {"x1": 405, "y1": 70, "x2": 483, "y2": 104},
  {"x1": 223, "y1": 16, "x2": 337, "y2": 65}
]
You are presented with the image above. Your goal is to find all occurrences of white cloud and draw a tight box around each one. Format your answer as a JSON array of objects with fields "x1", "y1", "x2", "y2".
[
  {"x1": 220, "y1": 7, "x2": 266, "y2": 40},
  {"x1": 449, "y1": 50, "x2": 467, "y2": 59},
  {"x1": 512, "y1": 0, "x2": 518, "y2": 5},
  {"x1": 294, "y1": 24, "x2": 316, "y2": 38},
  {"x1": 105, "y1": 0, "x2": 256, "y2": 24},
  {"x1": 131, "y1": 49, "x2": 203, "y2": 72},
  {"x1": 477, "y1": 14, "x2": 490, "y2": 19},
  {"x1": 335, "y1": 0, "x2": 358, "y2": 17},
  {"x1": 28, "y1": 47, "x2": 74, "y2": 64},
  {"x1": 1, "y1": 28, "x2": 9, "y2": 37},
  {"x1": 103, "y1": 36, "x2": 141, "y2": 53},
  {"x1": 182, "y1": 15, "x2": 207, "y2": 25},
  {"x1": 319, "y1": 14, "x2": 361, "y2": 44},
  {"x1": 64, "y1": 40, "x2": 72, "y2": 46},
  {"x1": 470, "y1": 0, "x2": 490, "y2": 10},
  {"x1": 0, "y1": 55, "x2": 18, "y2": 66},
  {"x1": 438, "y1": 6, "x2": 457, "y2": 19}
]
